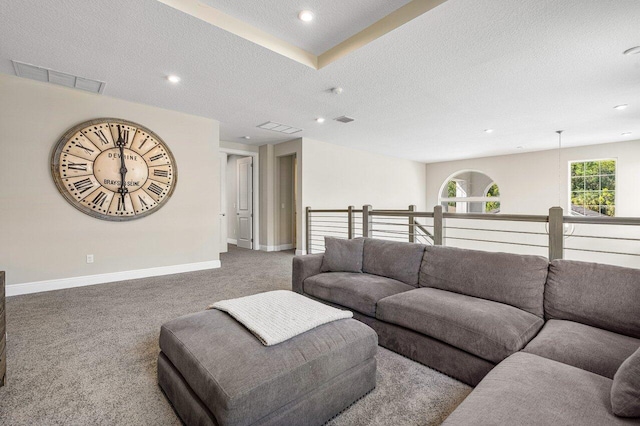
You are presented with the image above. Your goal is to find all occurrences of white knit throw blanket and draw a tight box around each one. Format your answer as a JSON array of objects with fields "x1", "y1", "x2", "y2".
[{"x1": 208, "y1": 290, "x2": 353, "y2": 346}]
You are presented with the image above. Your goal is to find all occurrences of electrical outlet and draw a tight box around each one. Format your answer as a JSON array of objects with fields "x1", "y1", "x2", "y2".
[{"x1": 86, "y1": 254, "x2": 94, "y2": 264}]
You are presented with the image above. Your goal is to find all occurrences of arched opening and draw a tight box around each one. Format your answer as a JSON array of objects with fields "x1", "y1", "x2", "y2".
[{"x1": 439, "y1": 170, "x2": 500, "y2": 214}]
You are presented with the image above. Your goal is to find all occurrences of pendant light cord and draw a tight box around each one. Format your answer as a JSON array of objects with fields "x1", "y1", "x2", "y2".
[{"x1": 556, "y1": 130, "x2": 563, "y2": 208}]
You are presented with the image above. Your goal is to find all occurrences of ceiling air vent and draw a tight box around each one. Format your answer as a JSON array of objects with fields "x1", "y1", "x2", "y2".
[
  {"x1": 12, "y1": 60, "x2": 106, "y2": 94},
  {"x1": 334, "y1": 116, "x2": 355, "y2": 123},
  {"x1": 257, "y1": 121, "x2": 302, "y2": 134}
]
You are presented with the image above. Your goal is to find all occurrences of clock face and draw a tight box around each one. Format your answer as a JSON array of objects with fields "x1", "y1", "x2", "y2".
[{"x1": 51, "y1": 118, "x2": 177, "y2": 221}]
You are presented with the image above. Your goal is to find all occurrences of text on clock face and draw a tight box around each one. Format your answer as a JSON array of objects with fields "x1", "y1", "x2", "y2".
[
  {"x1": 102, "y1": 179, "x2": 141, "y2": 187},
  {"x1": 107, "y1": 152, "x2": 138, "y2": 161}
]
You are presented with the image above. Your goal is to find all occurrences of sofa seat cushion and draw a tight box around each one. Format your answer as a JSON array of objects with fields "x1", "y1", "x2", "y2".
[
  {"x1": 304, "y1": 272, "x2": 414, "y2": 317},
  {"x1": 523, "y1": 319, "x2": 640, "y2": 379},
  {"x1": 159, "y1": 309, "x2": 377, "y2": 426},
  {"x1": 442, "y1": 352, "x2": 635, "y2": 426},
  {"x1": 377, "y1": 288, "x2": 544, "y2": 363}
]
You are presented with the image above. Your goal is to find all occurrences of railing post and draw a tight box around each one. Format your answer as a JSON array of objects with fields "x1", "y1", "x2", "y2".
[
  {"x1": 548, "y1": 206, "x2": 564, "y2": 260},
  {"x1": 347, "y1": 205, "x2": 354, "y2": 239},
  {"x1": 363, "y1": 205, "x2": 373, "y2": 238},
  {"x1": 434, "y1": 205, "x2": 443, "y2": 245},
  {"x1": 408, "y1": 205, "x2": 416, "y2": 243},
  {"x1": 305, "y1": 207, "x2": 311, "y2": 255}
]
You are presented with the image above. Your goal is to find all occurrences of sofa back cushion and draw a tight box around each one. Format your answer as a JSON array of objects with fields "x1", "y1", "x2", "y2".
[
  {"x1": 420, "y1": 246, "x2": 548, "y2": 318},
  {"x1": 545, "y1": 260, "x2": 640, "y2": 338},
  {"x1": 362, "y1": 239, "x2": 426, "y2": 286},
  {"x1": 320, "y1": 237, "x2": 364, "y2": 273}
]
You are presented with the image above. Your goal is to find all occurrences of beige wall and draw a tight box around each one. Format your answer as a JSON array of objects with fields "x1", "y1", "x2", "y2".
[
  {"x1": 426, "y1": 140, "x2": 640, "y2": 216},
  {"x1": 220, "y1": 140, "x2": 259, "y2": 153},
  {"x1": 259, "y1": 144, "x2": 275, "y2": 248},
  {"x1": 302, "y1": 138, "x2": 427, "y2": 209},
  {"x1": 425, "y1": 140, "x2": 640, "y2": 268},
  {"x1": 257, "y1": 137, "x2": 426, "y2": 253},
  {"x1": 0, "y1": 74, "x2": 220, "y2": 286},
  {"x1": 277, "y1": 155, "x2": 294, "y2": 247},
  {"x1": 301, "y1": 137, "x2": 427, "y2": 252}
]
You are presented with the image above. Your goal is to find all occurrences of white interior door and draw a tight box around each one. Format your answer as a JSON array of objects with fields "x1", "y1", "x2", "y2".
[
  {"x1": 219, "y1": 153, "x2": 228, "y2": 253},
  {"x1": 236, "y1": 156, "x2": 253, "y2": 249}
]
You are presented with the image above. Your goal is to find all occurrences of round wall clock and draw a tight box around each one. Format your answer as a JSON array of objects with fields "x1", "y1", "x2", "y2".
[{"x1": 51, "y1": 118, "x2": 177, "y2": 221}]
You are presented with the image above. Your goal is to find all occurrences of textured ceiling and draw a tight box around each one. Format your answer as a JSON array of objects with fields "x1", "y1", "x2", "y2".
[
  {"x1": 201, "y1": 0, "x2": 412, "y2": 55},
  {"x1": 1, "y1": 0, "x2": 639, "y2": 163}
]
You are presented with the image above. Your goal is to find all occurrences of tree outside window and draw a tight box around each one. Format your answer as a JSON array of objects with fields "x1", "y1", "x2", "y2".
[{"x1": 570, "y1": 159, "x2": 615, "y2": 217}]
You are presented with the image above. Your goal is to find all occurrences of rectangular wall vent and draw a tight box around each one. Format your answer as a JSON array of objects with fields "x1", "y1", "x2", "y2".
[
  {"x1": 12, "y1": 60, "x2": 106, "y2": 94},
  {"x1": 257, "y1": 121, "x2": 302, "y2": 134},
  {"x1": 334, "y1": 116, "x2": 355, "y2": 123}
]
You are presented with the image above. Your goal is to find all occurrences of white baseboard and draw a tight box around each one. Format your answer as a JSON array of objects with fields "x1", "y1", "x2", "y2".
[
  {"x1": 295, "y1": 249, "x2": 307, "y2": 256},
  {"x1": 260, "y1": 244, "x2": 296, "y2": 252},
  {"x1": 6, "y1": 260, "x2": 222, "y2": 297},
  {"x1": 227, "y1": 238, "x2": 238, "y2": 245}
]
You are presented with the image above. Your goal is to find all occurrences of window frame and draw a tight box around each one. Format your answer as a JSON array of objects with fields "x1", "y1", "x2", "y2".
[{"x1": 567, "y1": 158, "x2": 617, "y2": 217}]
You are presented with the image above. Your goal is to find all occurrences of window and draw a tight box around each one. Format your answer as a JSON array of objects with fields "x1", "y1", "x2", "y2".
[
  {"x1": 439, "y1": 171, "x2": 500, "y2": 213},
  {"x1": 570, "y1": 159, "x2": 615, "y2": 217}
]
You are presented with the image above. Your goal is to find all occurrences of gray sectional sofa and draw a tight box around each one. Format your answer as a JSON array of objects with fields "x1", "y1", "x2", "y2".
[{"x1": 293, "y1": 237, "x2": 640, "y2": 424}]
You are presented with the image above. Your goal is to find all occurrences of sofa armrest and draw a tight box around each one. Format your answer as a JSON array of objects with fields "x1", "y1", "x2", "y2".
[{"x1": 292, "y1": 254, "x2": 324, "y2": 294}]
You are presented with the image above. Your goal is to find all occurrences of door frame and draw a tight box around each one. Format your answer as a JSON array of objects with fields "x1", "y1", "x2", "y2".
[
  {"x1": 220, "y1": 147, "x2": 260, "y2": 250},
  {"x1": 219, "y1": 152, "x2": 228, "y2": 253},
  {"x1": 274, "y1": 153, "x2": 297, "y2": 252}
]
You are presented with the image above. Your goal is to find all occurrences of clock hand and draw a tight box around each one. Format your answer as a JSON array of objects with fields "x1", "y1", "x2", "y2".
[{"x1": 116, "y1": 125, "x2": 128, "y2": 205}]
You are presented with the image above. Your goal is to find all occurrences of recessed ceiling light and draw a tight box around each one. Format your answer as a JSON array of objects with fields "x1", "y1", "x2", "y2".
[
  {"x1": 316, "y1": 117, "x2": 325, "y2": 123},
  {"x1": 621, "y1": 132, "x2": 632, "y2": 137},
  {"x1": 298, "y1": 10, "x2": 314, "y2": 22},
  {"x1": 331, "y1": 87, "x2": 343, "y2": 95},
  {"x1": 516, "y1": 146, "x2": 524, "y2": 149},
  {"x1": 167, "y1": 75, "x2": 181, "y2": 83},
  {"x1": 623, "y1": 46, "x2": 640, "y2": 55},
  {"x1": 613, "y1": 104, "x2": 628, "y2": 110},
  {"x1": 484, "y1": 129, "x2": 494, "y2": 133},
  {"x1": 241, "y1": 136, "x2": 251, "y2": 139}
]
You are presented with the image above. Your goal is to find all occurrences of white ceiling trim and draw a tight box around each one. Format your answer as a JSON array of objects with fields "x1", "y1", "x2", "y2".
[
  {"x1": 157, "y1": 0, "x2": 318, "y2": 68},
  {"x1": 156, "y1": 0, "x2": 447, "y2": 70},
  {"x1": 318, "y1": 0, "x2": 447, "y2": 68}
]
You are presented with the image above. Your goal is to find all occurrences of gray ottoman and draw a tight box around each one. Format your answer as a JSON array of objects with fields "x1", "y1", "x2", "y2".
[{"x1": 158, "y1": 309, "x2": 377, "y2": 426}]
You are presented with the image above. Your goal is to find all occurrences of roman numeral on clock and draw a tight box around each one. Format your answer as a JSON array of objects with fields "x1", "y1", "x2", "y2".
[
  {"x1": 67, "y1": 162, "x2": 87, "y2": 171},
  {"x1": 138, "y1": 136, "x2": 149, "y2": 150},
  {"x1": 148, "y1": 183, "x2": 163, "y2": 196},
  {"x1": 92, "y1": 191, "x2": 108, "y2": 207},
  {"x1": 93, "y1": 130, "x2": 110, "y2": 145},
  {"x1": 73, "y1": 178, "x2": 94, "y2": 194},
  {"x1": 153, "y1": 169, "x2": 168, "y2": 178},
  {"x1": 117, "y1": 197, "x2": 126, "y2": 211},
  {"x1": 149, "y1": 153, "x2": 164, "y2": 162},
  {"x1": 138, "y1": 195, "x2": 148, "y2": 207},
  {"x1": 76, "y1": 143, "x2": 94, "y2": 155}
]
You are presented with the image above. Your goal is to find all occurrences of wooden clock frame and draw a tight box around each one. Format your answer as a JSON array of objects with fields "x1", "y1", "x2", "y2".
[{"x1": 51, "y1": 118, "x2": 178, "y2": 221}]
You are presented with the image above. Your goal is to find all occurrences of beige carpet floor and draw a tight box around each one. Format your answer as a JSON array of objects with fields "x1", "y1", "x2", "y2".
[{"x1": 0, "y1": 246, "x2": 470, "y2": 425}]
